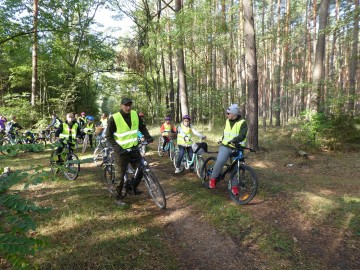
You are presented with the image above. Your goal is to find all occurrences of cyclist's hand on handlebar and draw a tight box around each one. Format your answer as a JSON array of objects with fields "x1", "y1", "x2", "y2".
[
  {"x1": 201, "y1": 136, "x2": 206, "y2": 140},
  {"x1": 184, "y1": 136, "x2": 189, "y2": 142}
]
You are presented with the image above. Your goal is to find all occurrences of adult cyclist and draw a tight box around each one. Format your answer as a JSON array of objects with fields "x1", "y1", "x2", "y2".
[
  {"x1": 83, "y1": 116, "x2": 95, "y2": 149},
  {"x1": 47, "y1": 112, "x2": 63, "y2": 130}
]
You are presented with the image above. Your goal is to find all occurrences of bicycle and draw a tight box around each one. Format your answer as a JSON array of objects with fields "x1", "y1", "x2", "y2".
[
  {"x1": 103, "y1": 141, "x2": 167, "y2": 210},
  {"x1": 50, "y1": 139, "x2": 80, "y2": 180},
  {"x1": 0, "y1": 131, "x2": 45, "y2": 154},
  {"x1": 201, "y1": 142, "x2": 258, "y2": 205},
  {"x1": 93, "y1": 136, "x2": 108, "y2": 166},
  {"x1": 173, "y1": 139, "x2": 207, "y2": 178},
  {"x1": 158, "y1": 133, "x2": 176, "y2": 160},
  {"x1": 38, "y1": 128, "x2": 56, "y2": 143},
  {"x1": 81, "y1": 132, "x2": 93, "y2": 153}
]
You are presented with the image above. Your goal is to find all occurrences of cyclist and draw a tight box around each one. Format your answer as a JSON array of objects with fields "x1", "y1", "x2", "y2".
[
  {"x1": 83, "y1": 116, "x2": 95, "y2": 149},
  {"x1": 0, "y1": 116, "x2": 7, "y2": 132},
  {"x1": 47, "y1": 112, "x2": 63, "y2": 129},
  {"x1": 5, "y1": 116, "x2": 23, "y2": 140},
  {"x1": 106, "y1": 97, "x2": 154, "y2": 206},
  {"x1": 99, "y1": 113, "x2": 108, "y2": 137},
  {"x1": 207, "y1": 104, "x2": 248, "y2": 195},
  {"x1": 175, "y1": 115, "x2": 206, "y2": 174},
  {"x1": 54, "y1": 113, "x2": 81, "y2": 163},
  {"x1": 138, "y1": 112, "x2": 146, "y2": 125},
  {"x1": 160, "y1": 116, "x2": 176, "y2": 151}
]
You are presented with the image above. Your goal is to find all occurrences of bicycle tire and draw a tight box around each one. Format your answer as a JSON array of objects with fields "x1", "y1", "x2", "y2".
[
  {"x1": 82, "y1": 134, "x2": 89, "y2": 153},
  {"x1": 201, "y1": 156, "x2": 217, "y2": 185},
  {"x1": 169, "y1": 142, "x2": 175, "y2": 161},
  {"x1": 158, "y1": 137, "x2": 164, "y2": 157},
  {"x1": 103, "y1": 164, "x2": 119, "y2": 197},
  {"x1": 228, "y1": 164, "x2": 258, "y2": 205},
  {"x1": 64, "y1": 153, "x2": 80, "y2": 180},
  {"x1": 143, "y1": 170, "x2": 166, "y2": 209},
  {"x1": 34, "y1": 138, "x2": 46, "y2": 148},
  {"x1": 93, "y1": 147, "x2": 105, "y2": 166},
  {"x1": 173, "y1": 151, "x2": 185, "y2": 172},
  {"x1": 195, "y1": 156, "x2": 205, "y2": 179},
  {"x1": 140, "y1": 144, "x2": 146, "y2": 156},
  {"x1": 0, "y1": 138, "x2": 11, "y2": 155},
  {"x1": 49, "y1": 132, "x2": 56, "y2": 143}
]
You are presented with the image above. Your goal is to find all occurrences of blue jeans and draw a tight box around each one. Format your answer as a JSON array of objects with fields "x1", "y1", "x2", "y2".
[
  {"x1": 176, "y1": 145, "x2": 193, "y2": 168},
  {"x1": 211, "y1": 145, "x2": 233, "y2": 179}
]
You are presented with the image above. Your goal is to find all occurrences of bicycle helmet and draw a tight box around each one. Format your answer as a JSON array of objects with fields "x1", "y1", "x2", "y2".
[
  {"x1": 138, "y1": 112, "x2": 145, "y2": 117},
  {"x1": 183, "y1": 115, "x2": 191, "y2": 120},
  {"x1": 81, "y1": 111, "x2": 86, "y2": 116},
  {"x1": 165, "y1": 116, "x2": 171, "y2": 121},
  {"x1": 87, "y1": 116, "x2": 94, "y2": 121}
]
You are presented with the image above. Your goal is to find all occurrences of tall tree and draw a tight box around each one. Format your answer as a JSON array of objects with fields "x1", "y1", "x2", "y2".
[
  {"x1": 31, "y1": 0, "x2": 39, "y2": 106},
  {"x1": 243, "y1": 0, "x2": 259, "y2": 149}
]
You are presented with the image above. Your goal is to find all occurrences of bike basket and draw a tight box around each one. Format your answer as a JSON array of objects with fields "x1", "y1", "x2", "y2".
[
  {"x1": 95, "y1": 126, "x2": 104, "y2": 135},
  {"x1": 192, "y1": 142, "x2": 208, "y2": 154},
  {"x1": 168, "y1": 132, "x2": 177, "y2": 140}
]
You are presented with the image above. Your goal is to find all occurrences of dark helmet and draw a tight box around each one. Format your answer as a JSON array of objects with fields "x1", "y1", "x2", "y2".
[
  {"x1": 165, "y1": 116, "x2": 171, "y2": 121},
  {"x1": 183, "y1": 115, "x2": 191, "y2": 120},
  {"x1": 138, "y1": 112, "x2": 145, "y2": 117}
]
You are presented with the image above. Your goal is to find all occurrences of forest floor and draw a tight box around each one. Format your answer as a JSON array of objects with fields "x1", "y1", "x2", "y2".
[{"x1": 1, "y1": 130, "x2": 359, "y2": 269}]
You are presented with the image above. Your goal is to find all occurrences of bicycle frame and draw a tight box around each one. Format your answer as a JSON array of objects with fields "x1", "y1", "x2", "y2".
[{"x1": 217, "y1": 149, "x2": 244, "y2": 181}]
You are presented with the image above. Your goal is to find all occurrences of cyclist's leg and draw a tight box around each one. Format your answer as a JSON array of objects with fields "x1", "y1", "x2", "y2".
[
  {"x1": 55, "y1": 140, "x2": 66, "y2": 162},
  {"x1": 187, "y1": 147, "x2": 194, "y2": 169},
  {"x1": 176, "y1": 145, "x2": 185, "y2": 169},
  {"x1": 162, "y1": 136, "x2": 168, "y2": 149},
  {"x1": 128, "y1": 151, "x2": 143, "y2": 192},
  {"x1": 210, "y1": 145, "x2": 232, "y2": 180},
  {"x1": 114, "y1": 152, "x2": 130, "y2": 199},
  {"x1": 89, "y1": 134, "x2": 93, "y2": 149}
]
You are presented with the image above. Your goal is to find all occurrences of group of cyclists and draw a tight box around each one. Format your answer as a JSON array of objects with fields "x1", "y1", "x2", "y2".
[{"x1": 1, "y1": 98, "x2": 248, "y2": 206}]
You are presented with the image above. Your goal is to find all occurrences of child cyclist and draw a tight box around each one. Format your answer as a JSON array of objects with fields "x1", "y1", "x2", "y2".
[
  {"x1": 83, "y1": 116, "x2": 95, "y2": 149},
  {"x1": 175, "y1": 115, "x2": 206, "y2": 174},
  {"x1": 160, "y1": 116, "x2": 177, "y2": 151}
]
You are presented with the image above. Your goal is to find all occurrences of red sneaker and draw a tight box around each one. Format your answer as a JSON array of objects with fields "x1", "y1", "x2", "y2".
[
  {"x1": 209, "y1": 178, "x2": 216, "y2": 189},
  {"x1": 231, "y1": 185, "x2": 239, "y2": 195}
]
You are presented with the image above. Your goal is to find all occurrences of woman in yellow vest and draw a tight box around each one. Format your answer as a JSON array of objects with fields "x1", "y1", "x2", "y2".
[
  {"x1": 160, "y1": 116, "x2": 177, "y2": 151},
  {"x1": 105, "y1": 97, "x2": 154, "y2": 206},
  {"x1": 54, "y1": 113, "x2": 81, "y2": 162},
  {"x1": 175, "y1": 115, "x2": 206, "y2": 174},
  {"x1": 83, "y1": 116, "x2": 95, "y2": 149},
  {"x1": 208, "y1": 104, "x2": 247, "y2": 195}
]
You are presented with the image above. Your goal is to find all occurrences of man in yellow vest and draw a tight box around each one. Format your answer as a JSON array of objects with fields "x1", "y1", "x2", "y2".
[
  {"x1": 54, "y1": 112, "x2": 81, "y2": 162},
  {"x1": 106, "y1": 97, "x2": 153, "y2": 206},
  {"x1": 208, "y1": 104, "x2": 247, "y2": 195}
]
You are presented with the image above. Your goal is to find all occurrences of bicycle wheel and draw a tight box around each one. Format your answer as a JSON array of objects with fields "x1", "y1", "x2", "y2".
[
  {"x1": 143, "y1": 170, "x2": 166, "y2": 209},
  {"x1": 195, "y1": 155, "x2": 205, "y2": 179},
  {"x1": 228, "y1": 164, "x2": 258, "y2": 205},
  {"x1": 173, "y1": 151, "x2": 185, "y2": 172},
  {"x1": 201, "y1": 156, "x2": 217, "y2": 185},
  {"x1": 49, "y1": 132, "x2": 56, "y2": 143},
  {"x1": 0, "y1": 138, "x2": 11, "y2": 155},
  {"x1": 103, "y1": 164, "x2": 119, "y2": 197},
  {"x1": 158, "y1": 137, "x2": 164, "y2": 157},
  {"x1": 64, "y1": 153, "x2": 80, "y2": 180},
  {"x1": 93, "y1": 147, "x2": 105, "y2": 166},
  {"x1": 169, "y1": 142, "x2": 175, "y2": 161},
  {"x1": 34, "y1": 138, "x2": 46, "y2": 149},
  {"x1": 82, "y1": 135, "x2": 89, "y2": 153},
  {"x1": 140, "y1": 144, "x2": 146, "y2": 156},
  {"x1": 49, "y1": 150, "x2": 61, "y2": 175}
]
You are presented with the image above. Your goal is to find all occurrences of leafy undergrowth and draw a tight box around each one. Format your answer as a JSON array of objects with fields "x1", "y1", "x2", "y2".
[{"x1": 1, "y1": 127, "x2": 359, "y2": 269}]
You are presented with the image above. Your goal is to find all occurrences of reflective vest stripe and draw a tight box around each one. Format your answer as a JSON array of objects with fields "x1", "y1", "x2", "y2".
[
  {"x1": 222, "y1": 119, "x2": 246, "y2": 148},
  {"x1": 59, "y1": 123, "x2": 78, "y2": 139},
  {"x1": 113, "y1": 111, "x2": 139, "y2": 149}
]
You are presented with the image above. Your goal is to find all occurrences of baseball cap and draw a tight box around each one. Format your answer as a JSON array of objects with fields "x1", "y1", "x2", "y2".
[
  {"x1": 226, "y1": 104, "x2": 240, "y2": 115},
  {"x1": 121, "y1": 97, "x2": 133, "y2": 105}
]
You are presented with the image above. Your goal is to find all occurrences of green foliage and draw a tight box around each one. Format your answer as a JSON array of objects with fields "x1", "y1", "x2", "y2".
[
  {"x1": 293, "y1": 112, "x2": 360, "y2": 148},
  {"x1": 0, "y1": 168, "x2": 50, "y2": 268}
]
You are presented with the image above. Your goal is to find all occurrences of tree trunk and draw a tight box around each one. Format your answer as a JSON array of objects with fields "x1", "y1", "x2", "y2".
[
  {"x1": 243, "y1": 0, "x2": 259, "y2": 150},
  {"x1": 31, "y1": 0, "x2": 39, "y2": 106}
]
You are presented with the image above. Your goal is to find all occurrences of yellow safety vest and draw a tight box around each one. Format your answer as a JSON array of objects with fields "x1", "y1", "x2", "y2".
[
  {"x1": 177, "y1": 123, "x2": 192, "y2": 146},
  {"x1": 162, "y1": 123, "x2": 173, "y2": 136},
  {"x1": 100, "y1": 118, "x2": 108, "y2": 127},
  {"x1": 222, "y1": 119, "x2": 247, "y2": 148},
  {"x1": 54, "y1": 118, "x2": 61, "y2": 128},
  {"x1": 59, "y1": 123, "x2": 78, "y2": 140},
  {"x1": 113, "y1": 111, "x2": 139, "y2": 149},
  {"x1": 83, "y1": 122, "x2": 94, "y2": 134}
]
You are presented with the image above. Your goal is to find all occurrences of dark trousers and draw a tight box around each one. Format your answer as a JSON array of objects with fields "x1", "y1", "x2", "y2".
[
  {"x1": 114, "y1": 149, "x2": 143, "y2": 198},
  {"x1": 176, "y1": 145, "x2": 193, "y2": 168}
]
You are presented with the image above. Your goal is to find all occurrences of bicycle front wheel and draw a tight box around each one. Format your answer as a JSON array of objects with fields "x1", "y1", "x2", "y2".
[
  {"x1": 143, "y1": 170, "x2": 166, "y2": 210},
  {"x1": 173, "y1": 151, "x2": 185, "y2": 172},
  {"x1": 158, "y1": 137, "x2": 164, "y2": 157},
  {"x1": 195, "y1": 156, "x2": 205, "y2": 179},
  {"x1": 169, "y1": 142, "x2": 175, "y2": 161},
  {"x1": 93, "y1": 147, "x2": 104, "y2": 166},
  {"x1": 49, "y1": 132, "x2": 56, "y2": 143},
  {"x1": 82, "y1": 135, "x2": 89, "y2": 153},
  {"x1": 201, "y1": 156, "x2": 217, "y2": 185},
  {"x1": 0, "y1": 138, "x2": 11, "y2": 155},
  {"x1": 34, "y1": 138, "x2": 46, "y2": 150},
  {"x1": 103, "y1": 164, "x2": 119, "y2": 197},
  {"x1": 228, "y1": 164, "x2": 258, "y2": 205},
  {"x1": 64, "y1": 153, "x2": 80, "y2": 180}
]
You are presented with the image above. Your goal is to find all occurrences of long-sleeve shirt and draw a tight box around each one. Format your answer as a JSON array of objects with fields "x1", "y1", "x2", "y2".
[
  {"x1": 221, "y1": 116, "x2": 247, "y2": 144},
  {"x1": 105, "y1": 109, "x2": 152, "y2": 153}
]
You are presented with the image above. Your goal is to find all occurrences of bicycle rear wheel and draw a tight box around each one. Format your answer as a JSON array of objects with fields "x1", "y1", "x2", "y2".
[
  {"x1": 195, "y1": 156, "x2": 205, "y2": 178},
  {"x1": 49, "y1": 132, "x2": 56, "y2": 143},
  {"x1": 82, "y1": 135, "x2": 89, "y2": 153},
  {"x1": 93, "y1": 147, "x2": 105, "y2": 166},
  {"x1": 228, "y1": 165, "x2": 258, "y2": 205},
  {"x1": 158, "y1": 137, "x2": 164, "y2": 157},
  {"x1": 64, "y1": 153, "x2": 80, "y2": 180},
  {"x1": 103, "y1": 164, "x2": 118, "y2": 197},
  {"x1": 0, "y1": 138, "x2": 11, "y2": 155},
  {"x1": 143, "y1": 170, "x2": 166, "y2": 209},
  {"x1": 34, "y1": 138, "x2": 46, "y2": 149},
  {"x1": 201, "y1": 156, "x2": 217, "y2": 186}
]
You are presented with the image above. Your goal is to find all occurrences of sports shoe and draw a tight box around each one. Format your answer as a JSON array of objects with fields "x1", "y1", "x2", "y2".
[
  {"x1": 209, "y1": 178, "x2": 216, "y2": 189},
  {"x1": 231, "y1": 185, "x2": 239, "y2": 195},
  {"x1": 175, "y1": 168, "x2": 181, "y2": 174},
  {"x1": 115, "y1": 199, "x2": 126, "y2": 206}
]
